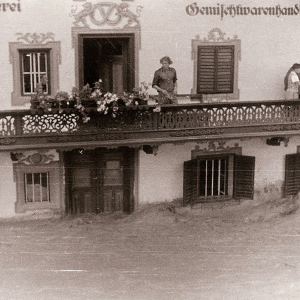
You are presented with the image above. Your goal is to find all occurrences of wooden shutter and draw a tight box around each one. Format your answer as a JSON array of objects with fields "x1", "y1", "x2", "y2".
[
  {"x1": 285, "y1": 153, "x2": 300, "y2": 197},
  {"x1": 233, "y1": 154, "x2": 255, "y2": 199},
  {"x1": 197, "y1": 45, "x2": 234, "y2": 94},
  {"x1": 183, "y1": 158, "x2": 198, "y2": 206}
]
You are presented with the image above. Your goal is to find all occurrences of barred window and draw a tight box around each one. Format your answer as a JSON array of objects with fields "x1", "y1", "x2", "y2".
[
  {"x1": 24, "y1": 172, "x2": 50, "y2": 203},
  {"x1": 183, "y1": 154, "x2": 255, "y2": 205},
  {"x1": 198, "y1": 156, "x2": 228, "y2": 198}
]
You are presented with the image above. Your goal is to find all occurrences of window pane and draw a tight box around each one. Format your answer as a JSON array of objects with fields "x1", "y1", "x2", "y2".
[
  {"x1": 23, "y1": 74, "x2": 32, "y2": 93},
  {"x1": 22, "y1": 53, "x2": 31, "y2": 72},
  {"x1": 25, "y1": 172, "x2": 49, "y2": 203},
  {"x1": 39, "y1": 52, "x2": 46, "y2": 72}
]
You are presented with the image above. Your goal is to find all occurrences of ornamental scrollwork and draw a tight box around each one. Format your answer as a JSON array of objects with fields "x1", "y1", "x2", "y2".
[
  {"x1": 0, "y1": 138, "x2": 16, "y2": 145},
  {"x1": 11, "y1": 151, "x2": 55, "y2": 165},
  {"x1": 169, "y1": 128, "x2": 225, "y2": 137},
  {"x1": 263, "y1": 124, "x2": 300, "y2": 131},
  {"x1": 16, "y1": 32, "x2": 55, "y2": 44},
  {"x1": 47, "y1": 132, "x2": 129, "y2": 143},
  {"x1": 194, "y1": 141, "x2": 240, "y2": 152},
  {"x1": 195, "y1": 28, "x2": 238, "y2": 42},
  {"x1": 71, "y1": 2, "x2": 142, "y2": 28}
]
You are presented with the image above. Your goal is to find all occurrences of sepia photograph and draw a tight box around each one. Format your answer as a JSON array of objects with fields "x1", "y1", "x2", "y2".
[{"x1": 0, "y1": 0, "x2": 300, "y2": 299}]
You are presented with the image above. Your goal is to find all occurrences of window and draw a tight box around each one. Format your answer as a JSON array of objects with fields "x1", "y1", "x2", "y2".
[
  {"x1": 197, "y1": 46, "x2": 234, "y2": 94},
  {"x1": 14, "y1": 161, "x2": 61, "y2": 213},
  {"x1": 9, "y1": 41, "x2": 61, "y2": 106},
  {"x1": 24, "y1": 172, "x2": 50, "y2": 203},
  {"x1": 183, "y1": 154, "x2": 255, "y2": 205},
  {"x1": 198, "y1": 156, "x2": 229, "y2": 198},
  {"x1": 191, "y1": 29, "x2": 241, "y2": 101},
  {"x1": 21, "y1": 51, "x2": 50, "y2": 95}
]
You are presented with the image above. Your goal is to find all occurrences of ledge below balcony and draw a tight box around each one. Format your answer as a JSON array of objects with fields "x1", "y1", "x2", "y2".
[{"x1": 0, "y1": 99, "x2": 300, "y2": 150}]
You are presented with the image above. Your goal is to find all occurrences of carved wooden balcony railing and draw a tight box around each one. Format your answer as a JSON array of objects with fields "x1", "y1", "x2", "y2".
[{"x1": 1, "y1": 99, "x2": 300, "y2": 150}]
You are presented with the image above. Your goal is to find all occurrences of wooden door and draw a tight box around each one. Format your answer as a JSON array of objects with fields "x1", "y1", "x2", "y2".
[
  {"x1": 65, "y1": 148, "x2": 134, "y2": 214},
  {"x1": 82, "y1": 36, "x2": 133, "y2": 93},
  {"x1": 101, "y1": 155, "x2": 124, "y2": 213},
  {"x1": 67, "y1": 150, "x2": 97, "y2": 214}
]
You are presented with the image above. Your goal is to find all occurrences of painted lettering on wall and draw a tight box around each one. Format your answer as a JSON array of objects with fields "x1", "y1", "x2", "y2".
[
  {"x1": 0, "y1": 0, "x2": 21, "y2": 12},
  {"x1": 186, "y1": 2, "x2": 300, "y2": 19}
]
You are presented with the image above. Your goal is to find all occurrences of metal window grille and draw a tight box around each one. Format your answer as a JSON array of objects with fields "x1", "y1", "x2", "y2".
[
  {"x1": 24, "y1": 172, "x2": 50, "y2": 203},
  {"x1": 199, "y1": 157, "x2": 228, "y2": 197}
]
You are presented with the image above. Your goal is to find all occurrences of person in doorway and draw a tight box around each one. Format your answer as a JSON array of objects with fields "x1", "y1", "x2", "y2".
[
  {"x1": 284, "y1": 63, "x2": 300, "y2": 99},
  {"x1": 152, "y1": 56, "x2": 178, "y2": 104}
]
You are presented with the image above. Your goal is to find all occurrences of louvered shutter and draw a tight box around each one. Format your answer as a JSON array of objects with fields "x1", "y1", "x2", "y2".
[
  {"x1": 285, "y1": 153, "x2": 300, "y2": 197},
  {"x1": 197, "y1": 45, "x2": 234, "y2": 94},
  {"x1": 183, "y1": 158, "x2": 198, "y2": 206},
  {"x1": 233, "y1": 154, "x2": 255, "y2": 199}
]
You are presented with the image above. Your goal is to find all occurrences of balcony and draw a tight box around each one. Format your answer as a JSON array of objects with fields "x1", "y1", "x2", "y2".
[{"x1": 1, "y1": 99, "x2": 300, "y2": 151}]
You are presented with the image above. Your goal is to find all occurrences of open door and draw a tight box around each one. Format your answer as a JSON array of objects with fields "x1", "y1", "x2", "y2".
[{"x1": 81, "y1": 35, "x2": 135, "y2": 93}]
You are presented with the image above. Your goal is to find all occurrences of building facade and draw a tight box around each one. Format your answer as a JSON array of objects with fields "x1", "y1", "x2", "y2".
[{"x1": 0, "y1": 0, "x2": 300, "y2": 217}]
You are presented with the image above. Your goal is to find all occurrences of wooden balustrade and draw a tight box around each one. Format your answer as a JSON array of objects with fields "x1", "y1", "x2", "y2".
[
  {"x1": 0, "y1": 99, "x2": 300, "y2": 150},
  {"x1": 0, "y1": 100, "x2": 299, "y2": 137}
]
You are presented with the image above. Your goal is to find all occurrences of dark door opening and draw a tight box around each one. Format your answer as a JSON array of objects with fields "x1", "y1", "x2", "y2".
[
  {"x1": 81, "y1": 35, "x2": 135, "y2": 93},
  {"x1": 65, "y1": 148, "x2": 135, "y2": 214}
]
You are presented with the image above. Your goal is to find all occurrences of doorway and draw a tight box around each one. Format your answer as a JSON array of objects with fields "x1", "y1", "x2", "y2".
[
  {"x1": 65, "y1": 148, "x2": 135, "y2": 214},
  {"x1": 80, "y1": 34, "x2": 135, "y2": 93}
]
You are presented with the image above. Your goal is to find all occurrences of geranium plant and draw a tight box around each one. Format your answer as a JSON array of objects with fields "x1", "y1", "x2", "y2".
[{"x1": 31, "y1": 79, "x2": 156, "y2": 123}]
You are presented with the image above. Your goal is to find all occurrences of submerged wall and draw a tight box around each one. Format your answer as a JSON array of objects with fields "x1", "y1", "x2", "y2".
[
  {"x1": 0, "y1": 153, "x2": 16, "y2": 217},
  {"x1": 138, "y1": 137, "x2": 300, "y2": 204}
]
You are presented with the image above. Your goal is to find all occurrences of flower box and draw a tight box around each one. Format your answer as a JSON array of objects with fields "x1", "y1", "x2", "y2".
[{"x1": 30, "y1": 80, "x2": 155, "y2": 122}]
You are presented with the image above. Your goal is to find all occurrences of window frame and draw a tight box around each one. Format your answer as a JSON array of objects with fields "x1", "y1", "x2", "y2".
[
  {"x1": 14, "y1": 161, "x2": 61, "y2": 213},
  {"x1": 72, "y1": 26, "x2": 140, "y2": 92},
  {"x1": 20, "y1": 49, "x2": 51, "y2": 96},
  {"x1": 9, "y1": 41, "x2": 61, "y2": 106},
  {"x1": 24, "y1": 171, "x2": 50, "y2": 203},
  {"x1": 191, "y1": 33, "x2": 241, "y2": 101},
  {"x1": 183, "y1": 153, "x2": 255, "y2": 206},
  {"x1": 197, "y1": 45, "x2": 234, "y2": 95}
]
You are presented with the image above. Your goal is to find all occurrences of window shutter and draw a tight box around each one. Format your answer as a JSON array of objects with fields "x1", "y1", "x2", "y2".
[
  {"x1": 183, "y1": 159, "x2": 198, "y2": 206},
  {"x1": 285, "y1": 153, "x2": 300, "y2": 197},
  {"x1": 217, "y1": 46, "x2": 234, "y2": 93},
  {"x1": 197, "y1": 46, "x2": 234, "y2": 94},
  {"x1": 197, "y1": 47, "x2": 215, "y2": 94},
  {"x1": 233, "y1": 154, "x2": 255, "y2": 199}
]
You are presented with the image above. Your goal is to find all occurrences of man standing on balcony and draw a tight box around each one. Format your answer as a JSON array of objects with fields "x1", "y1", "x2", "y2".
[
  {"x1": 284, "y1": 63, "x2": 300, "y2": 99},
  {"x1": 152, "y1": 56, "x2": 178, "y2": 104}
]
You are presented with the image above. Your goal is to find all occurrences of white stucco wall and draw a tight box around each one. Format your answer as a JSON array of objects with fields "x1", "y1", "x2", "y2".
[
  {"x1": 0, "y1": 0, "x2": 299, "y2": 108},
  {"x1": 0, "y1": 153, "x2": 16, "y2": 217},
  {"x1": 0, "y1": 0, "x2": 299, "y2": 214},
  {"x1": 138, "y1": 137, "x2": 300, "y2": 204}
]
